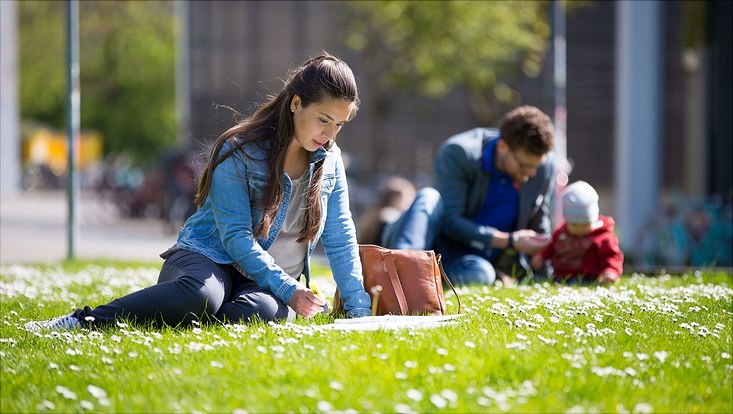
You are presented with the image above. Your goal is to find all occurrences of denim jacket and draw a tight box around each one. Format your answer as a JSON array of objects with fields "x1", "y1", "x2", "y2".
[
  {"x1": 176, "y1": 138, "x2": 371, "y2": 318},
  {"x1": 434, "y1": 128, "x2": 556, "y2": 257}
]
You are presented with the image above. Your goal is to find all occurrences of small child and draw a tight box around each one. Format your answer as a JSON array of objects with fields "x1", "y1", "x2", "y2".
[{"x1": 531, "y1": 181, "x2": 624, "y2": 284}]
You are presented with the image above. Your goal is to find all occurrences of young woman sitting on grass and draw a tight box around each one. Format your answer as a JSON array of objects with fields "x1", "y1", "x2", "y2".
[{"x1": 26, "y1": 53, "x2": 371, "y2": 331}]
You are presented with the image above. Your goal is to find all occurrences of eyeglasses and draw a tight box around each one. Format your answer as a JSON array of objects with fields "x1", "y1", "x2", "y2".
[{"x1": 507, "y1": 148, "x2": 542, "y2": 173}]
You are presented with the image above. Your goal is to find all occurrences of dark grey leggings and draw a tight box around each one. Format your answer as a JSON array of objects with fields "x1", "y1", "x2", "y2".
[{"x1": 73, "y1": 249, "x2": 291, "y2": 328}]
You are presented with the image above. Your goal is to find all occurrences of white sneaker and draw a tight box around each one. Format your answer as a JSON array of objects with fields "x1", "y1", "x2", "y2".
[{"x1": 25, "y1": 313, "x2": 82, "y2": 332}]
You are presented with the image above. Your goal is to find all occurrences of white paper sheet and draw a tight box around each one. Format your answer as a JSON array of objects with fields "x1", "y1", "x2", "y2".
[{"x1": 320, "y1": 314, "x2": 466, "y2": 331}]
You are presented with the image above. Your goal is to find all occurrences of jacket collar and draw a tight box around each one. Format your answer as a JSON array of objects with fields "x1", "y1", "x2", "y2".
[{"x1": 309, "y1": 146, "x2": 328, "y2": 164}]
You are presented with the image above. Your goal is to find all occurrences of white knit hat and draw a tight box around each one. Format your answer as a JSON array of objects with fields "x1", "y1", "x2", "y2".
[{"x1": 562, "y1": 180, "x2": 600, "y2": 224}]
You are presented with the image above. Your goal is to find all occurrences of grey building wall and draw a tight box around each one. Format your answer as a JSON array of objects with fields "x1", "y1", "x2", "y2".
[
  {"x1": 187, "y1": 1, "x2": 337, "y2": 144},
  {"x1": 184, "y1": 1, "x2": 490, "y2": 215}
]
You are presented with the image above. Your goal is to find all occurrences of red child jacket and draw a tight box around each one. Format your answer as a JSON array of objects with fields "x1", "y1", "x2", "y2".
[{"x1": 540, "y1": 215, "x2": 624, "y2": 281}]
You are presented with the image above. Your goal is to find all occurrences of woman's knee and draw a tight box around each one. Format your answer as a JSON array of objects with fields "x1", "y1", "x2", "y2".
[
  {"x1": 157, "y1": 252, "x2": 233, "y2": 316},
  {"x1": 173, "y1": 275, "x2": 228, "y2": 316}
]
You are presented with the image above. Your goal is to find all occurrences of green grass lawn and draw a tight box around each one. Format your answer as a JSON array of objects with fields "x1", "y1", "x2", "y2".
[{"x1": 1, "y1": 261, "x2": 731, "y2": 413}]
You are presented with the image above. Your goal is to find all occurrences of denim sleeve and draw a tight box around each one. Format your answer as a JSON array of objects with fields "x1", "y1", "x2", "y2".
[
  {"x1": 319, "y1": 149, "x2": 371, "y2": 317},
  {"x1": 434, "y1": 142, "x2": 495, "y2": 253},
  {"x1": 209, "y1": 152, "x2": 299, "y2": 305}
]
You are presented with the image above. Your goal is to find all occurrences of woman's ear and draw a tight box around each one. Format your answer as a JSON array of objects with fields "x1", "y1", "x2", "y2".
[{"x1": 290, "y1": 95, "x2": 301, "y2": 113}]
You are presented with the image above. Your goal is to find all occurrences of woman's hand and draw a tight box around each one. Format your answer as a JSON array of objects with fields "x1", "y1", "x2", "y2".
[{"x1": 288, "y1": 288, "x2": 327, "y2": 318}]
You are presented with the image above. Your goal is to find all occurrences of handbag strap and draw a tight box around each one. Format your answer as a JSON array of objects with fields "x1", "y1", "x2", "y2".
[
  {"x1": 382, "y1": 251, "x2": 409, "y2": 315},
  {"x1": 437, "y1": 254, "x2": 462, "y2": 313}
]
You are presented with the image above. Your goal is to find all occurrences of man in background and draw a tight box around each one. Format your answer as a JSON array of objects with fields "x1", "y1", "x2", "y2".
[{"x1": 382, "y1": 105, "x2": 556, "y2": 285}]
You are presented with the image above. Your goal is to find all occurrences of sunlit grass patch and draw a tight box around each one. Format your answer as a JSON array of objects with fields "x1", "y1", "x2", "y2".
[{"x1": 1, "y1": 262, "x2": 731, "y2": 413}]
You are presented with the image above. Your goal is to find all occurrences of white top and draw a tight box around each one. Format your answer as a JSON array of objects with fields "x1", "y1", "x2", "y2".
[{"x1": 268, "y1": 173, "x2": 308, "y2": 279}]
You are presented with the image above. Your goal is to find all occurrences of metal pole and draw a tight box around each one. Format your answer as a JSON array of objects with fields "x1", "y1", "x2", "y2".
[
  {"x1": 175, "y1": 0, "x2": 191, "y2": 146},
  {"x1": 552, "y1": 0, "x2": 570, "y2": 226},
  {"x1": 66, "y1": 0, "x2": 80, "y2": 260}
]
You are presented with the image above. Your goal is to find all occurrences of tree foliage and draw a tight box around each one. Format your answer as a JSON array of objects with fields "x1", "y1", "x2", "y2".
[
  {"x1": 340, "y1": 0, "x2": 550, "y2": 124},
  {"x1": 19, "y1": 1, "x2": 176, "y2": 165}
]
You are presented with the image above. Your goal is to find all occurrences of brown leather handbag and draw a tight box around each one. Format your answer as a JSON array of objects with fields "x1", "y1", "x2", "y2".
[{"x1": 333, "y1": 244, "x2": 462, "y2": 316}]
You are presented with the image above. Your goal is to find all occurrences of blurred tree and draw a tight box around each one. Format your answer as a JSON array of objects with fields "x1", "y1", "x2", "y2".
[
  {"x1": 19, "y1": 1, "x2": 65, "y2": 128},
  {"x1": 340, "y1": 1, "x2": 550, "y2": 125},
  {"x1": 19, "y1": 1, "x2": 176, "y2": 165}
]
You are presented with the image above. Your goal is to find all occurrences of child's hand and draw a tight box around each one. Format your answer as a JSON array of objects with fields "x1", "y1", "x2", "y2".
[
  {"x1": 597, "y1": 272, "x2": 619, "y2": 284},
  {"x1": 530, "y1": 254, "x2": 544, "y2": 270}
]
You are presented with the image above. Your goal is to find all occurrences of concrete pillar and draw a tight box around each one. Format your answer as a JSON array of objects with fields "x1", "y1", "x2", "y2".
[
  {"x1": 614, "y1": 0, "x2": 663, "y2": 250},
  {"x1": 1, "y1": 0, "x2": 21, "y2": 197}
]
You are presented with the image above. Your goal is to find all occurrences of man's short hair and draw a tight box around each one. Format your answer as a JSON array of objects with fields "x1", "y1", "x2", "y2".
[{"x1": 499, "y1": 105, "x2": 554, "y2": 156}]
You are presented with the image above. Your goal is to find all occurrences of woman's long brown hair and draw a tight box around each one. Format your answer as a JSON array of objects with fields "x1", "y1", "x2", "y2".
[{"x1": 194, "y1": 53, "x2": 360, "y2": 243}]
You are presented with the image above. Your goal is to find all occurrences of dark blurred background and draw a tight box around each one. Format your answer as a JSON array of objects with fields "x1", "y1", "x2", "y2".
[{"x1": 1, "y1": 1, "x2": 730, "y2": 269}]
